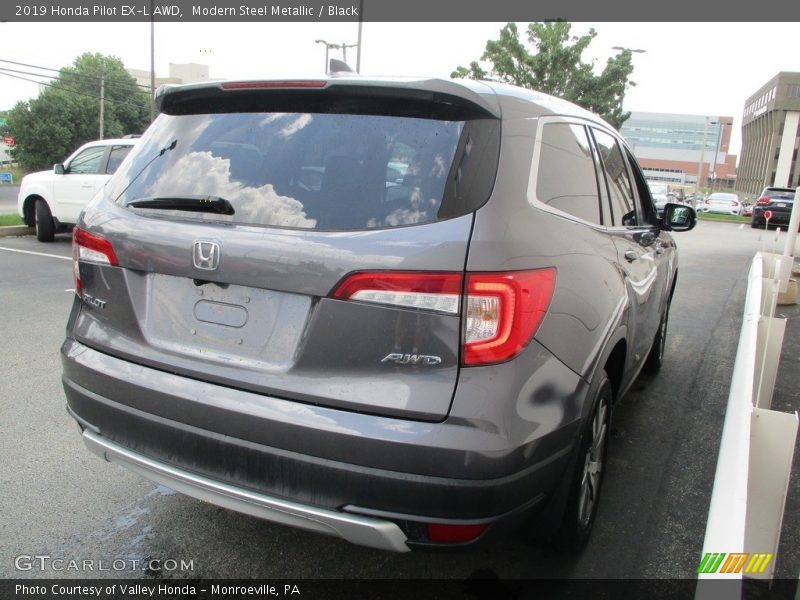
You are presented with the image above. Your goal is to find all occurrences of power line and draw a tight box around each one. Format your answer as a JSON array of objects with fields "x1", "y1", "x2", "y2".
[
  {"x1": 0, "y1": 70, "x2": 149, "y2": 113},
  {"x1": 0, "y1": 65, "x2": 146, "y2": 97},
  {"x1": 0, "y1": 58, "x2": 153, "y2": 91}
]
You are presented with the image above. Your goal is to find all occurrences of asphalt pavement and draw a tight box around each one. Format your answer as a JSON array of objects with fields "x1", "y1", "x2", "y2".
[
  {"x1": 0, "y1": 221, "x2": 799, "y2": 591},
  {"x1": 0, "y1": 183, "x2": 19, "y2": 213}
]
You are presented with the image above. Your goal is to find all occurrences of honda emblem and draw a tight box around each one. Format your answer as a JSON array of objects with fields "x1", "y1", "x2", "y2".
[{"x1": 193, "y1": 240, "x2": 221, "y2": 271}]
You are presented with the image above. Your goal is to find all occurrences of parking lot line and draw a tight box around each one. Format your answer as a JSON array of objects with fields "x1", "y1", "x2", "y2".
[{"x1": 0, "y1": 246, "x2": 71, "y2": 261}]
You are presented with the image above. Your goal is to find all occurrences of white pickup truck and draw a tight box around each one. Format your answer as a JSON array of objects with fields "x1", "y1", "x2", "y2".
[{"x1": 18, "y1": 138, "x2": 137, "y2": 242}]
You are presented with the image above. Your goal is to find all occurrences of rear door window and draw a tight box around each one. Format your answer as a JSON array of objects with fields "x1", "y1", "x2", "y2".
[
  {"x1": 535, "y1": 122, "x2": 603, "y2": 226},
  {"x1": 110, "y1": 112, "x2": 498, "y2": 231}
]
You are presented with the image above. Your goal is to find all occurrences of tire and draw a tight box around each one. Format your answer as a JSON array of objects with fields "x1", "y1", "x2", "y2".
[
  {"x1": 34, "y1": 198, "x2": 55, "y2": 242},
  {"x1": 643, "y1": 303, "x2": 669, "y2": 374},
  {"x1": 555, "y1": 370, "x2": 612, "y2": 553}
]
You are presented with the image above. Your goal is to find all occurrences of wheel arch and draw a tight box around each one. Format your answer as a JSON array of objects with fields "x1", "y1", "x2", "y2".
[{"x1": 21, "y1": 193, "x2": 46, "y2": 227}]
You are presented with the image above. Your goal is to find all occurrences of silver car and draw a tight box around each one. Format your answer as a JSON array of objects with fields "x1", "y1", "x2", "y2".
[{"x1": 62, "y1": 77, "x2": 694, "y2": 553}]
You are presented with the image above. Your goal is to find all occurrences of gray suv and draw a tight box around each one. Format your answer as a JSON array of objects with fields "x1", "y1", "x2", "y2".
[{"x1": 62, "y1": 77, "x2": 695, "y2": 552}]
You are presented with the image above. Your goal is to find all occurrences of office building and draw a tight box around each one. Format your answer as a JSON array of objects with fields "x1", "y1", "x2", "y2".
[
  {"x1": 620, "y1": 112, "x2": 736, "y2": 190},
  {"x1": 737, "y1": 72, "x2": 800, "y2": 196}
]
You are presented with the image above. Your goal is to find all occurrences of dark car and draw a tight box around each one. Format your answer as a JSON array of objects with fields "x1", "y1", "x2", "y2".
[
  {"x1": 62, "y1": 77, "x2": 694, "y2": 553},
  {"x1": 751, "y1": 186, "x2": 797, "y2": 228}
]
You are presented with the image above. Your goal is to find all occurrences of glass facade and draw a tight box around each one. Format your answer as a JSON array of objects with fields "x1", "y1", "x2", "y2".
[{"x1": 620, "y1": 116, "x2": 721, "y2": 153}]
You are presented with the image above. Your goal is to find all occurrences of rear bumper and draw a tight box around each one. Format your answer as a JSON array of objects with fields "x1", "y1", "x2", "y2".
[
  {"x1": 752, "y1": 209, "x2": 793, "y2": 226},
  {"x1": 62, "y1": 338, "x2": 585, "y2": 549},
  {"x1": 80, "y1": 428, "x2": 410, "y2": 552}
]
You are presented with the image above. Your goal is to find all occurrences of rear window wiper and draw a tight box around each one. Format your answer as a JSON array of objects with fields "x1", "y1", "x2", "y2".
[{"x1": 126, "y1": 195, "x2": 235, "y2": 215}]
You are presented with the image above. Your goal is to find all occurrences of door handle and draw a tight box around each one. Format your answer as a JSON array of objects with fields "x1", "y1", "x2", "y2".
[
  {"x1": 81, "y1": 183, "x2": 93, "y2": 188},
  {"x1": 624, "y1": 250, "x2": 638, "y2": 262}
]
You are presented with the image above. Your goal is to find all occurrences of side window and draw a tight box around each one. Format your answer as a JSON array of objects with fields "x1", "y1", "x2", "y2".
[
  {"x1": 67, "y1": 146, "x2": 105, "y2": 175},
  {"x1": 624, "y1": 149, "x2": 658, "y2": 226},
  {"x1": 592, "y1": 129, "x2": 637, "y2": 227},
  {"x1": 536, "y1": 122, "x2": 602, "y2": 225},
  {"x1": 106, "y1": 145, "x2": 133, "y2": 174}
]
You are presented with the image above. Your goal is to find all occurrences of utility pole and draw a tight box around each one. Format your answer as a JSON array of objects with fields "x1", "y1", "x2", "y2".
[
  {"x1": 99, "y1": 76, "x2": 105, "y2": 140},
  {"x1": 711, "y1": 121, "x2": 727, "y2": 191},
  {"x1": 150, "y1": 0, "x2": 156, "y2": 122},
  {"x1": 696, "y1": 116, "x2": 709, "y2": 193},
  {"x1": 356, "y1": 0, "x2": 364, "y2": 73}
]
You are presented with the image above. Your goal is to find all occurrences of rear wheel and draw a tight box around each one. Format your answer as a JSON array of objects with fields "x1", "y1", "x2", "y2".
[
  {"x1": 34, "y1": 199, "x2": 55, "y2": 242},
  {"x1": 556, "y1": 370, "x2": 612, "y2": 552}
]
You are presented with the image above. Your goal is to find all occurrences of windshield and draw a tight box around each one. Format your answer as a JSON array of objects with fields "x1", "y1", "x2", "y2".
[{"x1": 108, "y1": 111, "x2": 495, "y2": 231}]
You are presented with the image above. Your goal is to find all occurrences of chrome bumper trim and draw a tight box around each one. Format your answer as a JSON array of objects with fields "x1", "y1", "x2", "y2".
[{"x1": 82, "y1": 430, "x2": 410, "y2": 552}]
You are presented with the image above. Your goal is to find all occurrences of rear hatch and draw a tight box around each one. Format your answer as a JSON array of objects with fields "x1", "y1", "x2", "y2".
[
  {"x1": 764, "y1": 189, "x2": 795, "y2": 218},
  {"x1": 70, "y1": 79, "x2": 501, "y2": 421}
]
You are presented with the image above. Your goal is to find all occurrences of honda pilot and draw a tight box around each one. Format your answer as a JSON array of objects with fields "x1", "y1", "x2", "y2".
[{"x1": 62, "y1": 77, "x2": 695, "y2": 552}]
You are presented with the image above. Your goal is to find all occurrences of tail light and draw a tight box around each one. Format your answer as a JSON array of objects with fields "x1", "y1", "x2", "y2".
[
  {"x1": 221, "y1": 81, "x2": 327, "y2": 90},
  {"x1": 757, "y1": 196, "x2": 770, "y2": 204},
  {"x1": 331, "y1": 272, "x2": 462, "y2": 314},
  {"x1": 731, "y1": 200, "x2": 739, "y2": 207},
  {"x1": 72, "y1": 227, "x2": 118, "y2": 297},
  {"x1": 332, "y1": 268, "x2": 556, "y2": 366},
  {"x1": 463, "y1": 270, "x2": 556, "y2": 365}
]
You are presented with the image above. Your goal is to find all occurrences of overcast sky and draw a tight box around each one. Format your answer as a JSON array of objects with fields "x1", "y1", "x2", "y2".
[{"x1": 0, "y1": 21, "x2": 797, "y2": 156}]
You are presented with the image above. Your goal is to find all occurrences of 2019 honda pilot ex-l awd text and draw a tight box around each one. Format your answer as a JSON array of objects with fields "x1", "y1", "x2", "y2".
[{"x1": 62, "y1": 77, "x2": 695, "y2": 552}]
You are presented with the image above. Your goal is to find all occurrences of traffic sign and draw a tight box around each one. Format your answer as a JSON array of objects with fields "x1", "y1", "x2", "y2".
[{"x1": 764, "y1": 210, "x2": 773, "y2": 221}]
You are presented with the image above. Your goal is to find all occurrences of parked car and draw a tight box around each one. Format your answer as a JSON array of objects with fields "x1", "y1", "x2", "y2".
[
  {"x1": 17, "y1": 138, "x2": 137, "y2": 242},
  {"x1": 751, "y1": 186, "x2": 797, "y2": 229},
  {"x1": 62, "y1": 77, "x2": 694, "y2": 553},
  {"x1": 702, "y1": 192, "x2": 742, "y2": 216},
  {"x1": 648, "y1": 182, "x2": 670, "y2": 217}
]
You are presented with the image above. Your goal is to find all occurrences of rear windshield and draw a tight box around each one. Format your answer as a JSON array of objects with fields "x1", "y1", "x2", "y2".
[
  {"x1": 109, "y1": 111, "x2": 499, "y2": 230},
  {"x1": 765, "y1": 189, "x2": 795, "y2": 201}
]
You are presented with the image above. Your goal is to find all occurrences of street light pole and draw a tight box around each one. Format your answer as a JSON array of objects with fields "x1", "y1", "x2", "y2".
[
  {"x1": 611, "y1": 46, "x2": 646, "y2": 120},
  {"x1": 315, "y1": 39, "x2": 341, "y2": 73},
  {"x1": 341, "y1": 43, "x2": 358, "y2": 64}
]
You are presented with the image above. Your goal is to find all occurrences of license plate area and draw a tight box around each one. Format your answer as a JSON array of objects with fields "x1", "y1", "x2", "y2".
[{"x1": 143, "y1": 274, "x2": 311, "y2": 371}]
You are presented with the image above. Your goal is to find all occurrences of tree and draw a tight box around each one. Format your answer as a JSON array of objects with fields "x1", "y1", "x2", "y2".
[
  {"x1": 7, "y1": 53, "x2": 150, "y2": 171},
  {"x1": 452, "y1": 22, "x2": 636, "y2": 129}
]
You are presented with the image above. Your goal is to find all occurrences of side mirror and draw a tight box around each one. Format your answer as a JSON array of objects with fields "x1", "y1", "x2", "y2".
[
  {"x1": 661, "y1": 202, "x2": 696, "y2": 232},
  {"x1": 54, "y1": 163, "x2": 65, "y2": 175}
]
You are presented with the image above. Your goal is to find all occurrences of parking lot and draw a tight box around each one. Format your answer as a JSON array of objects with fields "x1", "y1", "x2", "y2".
[{"x1": 1, "y1": 220, "x2": 799, "y2": 587}]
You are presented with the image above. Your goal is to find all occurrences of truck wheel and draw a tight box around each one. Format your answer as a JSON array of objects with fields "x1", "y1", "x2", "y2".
[{"x1": 35, "y1": 199, "x2": 55, "y2": 242}]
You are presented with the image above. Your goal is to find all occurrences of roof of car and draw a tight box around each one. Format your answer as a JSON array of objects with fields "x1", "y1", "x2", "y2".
[{"x1": 82, "y1": 137, "x2": 138, "y2": 146}]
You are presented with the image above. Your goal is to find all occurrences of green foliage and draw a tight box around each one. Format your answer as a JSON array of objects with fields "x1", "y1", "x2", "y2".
[
  {"x1": 452, "y1": 23, "x2": 636, "y2": 129},
  {"x1": 6, "y1": 53, "x2": 150, "y2": 171}
]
